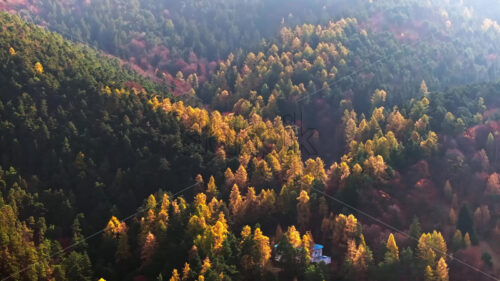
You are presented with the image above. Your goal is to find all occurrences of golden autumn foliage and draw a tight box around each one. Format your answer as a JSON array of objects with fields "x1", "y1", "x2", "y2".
[
  {"x1": 363, "y1": 155, "x2": 387, "y2": 181},
  {"x1": 353, "y1": 243, "x2": 371, "y2": 272},
  {"x1": 141, "y1": 232, "x2": 157, "y2": 265},
  {"x1": 234, "y1": 165, "x2": 248, "y2": 188},
  {"x1": 3, "y1": 7, "x2": 494, "y2": 281},
  {"x1": 241, "y1": 225, "x2": 252, "y2": 239},
  {"x1": 420, "y1": 80, "x2": 429, "y2": 96},
  {"x1": 420, "y1": 131, "x2": 438, "y2": 156},
  {"x1": 417, "y1": 231, "x2": 447, "y2": 266},
  {"x1": 206, "y1": 176, "x2": 218, "y2": 198},
  {"x1": 212, "y1": 213, "x2": 229, "y2": 251},
  {"x1": 169, "y1": 269, "x2": 180, "y2": 281},
  {"x1": 464, "y1": 232, "x2": 471, "y2": 247},
  {"x1": 229, "y1": 184, "x2": 243, "y2": 218},
  {"x1": 332, "y1": 214, "x2": 359, "y2": 249},
  {"x1": 194, "y1": 193, "x2": 211, "y2": 219},
  {"x1": 424, "y1": 265, "x2": 435, "y2": 281},
  {"x1": 240, "y1": 225, "x2": 273, "y2": 273},
  {"x1": 436, "y1": 257, "x2": 449, "y2": 281},
  {"x1": 34, "y1": 62, "x2": 44, "y2": 74},
  {"x1": 192, "y1": 211, "x2": 228, "y2": 254},
  {"x1": 200, "y1": 257, "x2": 211, "y2": 275},
  {"x1": 182, "y1": 263, "x2": 191, "y2": 280},
  {"x1": 385, "y1": 233, "x2": 399, "y2": 262},
  {"x1": 352, "y1": 163, "x2": 363, "y2": 175},
  {"x1": 287, "y1": 225, "x2": 302, "y2": 248},
  {"x1": 224, "y1": 168, "x2": 235, "y2": 189},
  {"x1": 146, "y1": 194, "x2": 157, "y2": 210},
  {"x1": 346, "y1": 238, "x2": 373, "y2": 274},
  {"x1": 105, "y1": 216, "x2": 127, "y2": 238},
  {"x1": 371, "y1": 89, "x2": 387, "y2": 106},
  {"x1": 304, "y1": 157, "x2": 327, "y2": 182},
  {"x1": 387, "y1": 107, "x2": 410, "y2": 137},
  {"x1": 253, "y1": 227, "x2": 271, "y2": 266},
  {"x1": 296, "y1": 190, "x2": 311, "y2": 231},
  {"x1": 302, "y1": 231, "x2": 314, "y2": 260}
]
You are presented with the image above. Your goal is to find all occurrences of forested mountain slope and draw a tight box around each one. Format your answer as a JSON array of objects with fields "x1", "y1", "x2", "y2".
[
  {"x1": 1, "y1": 1, "x2": 500, "y2": 281},
  {"x1": 0, "y1": 12, "x2": 222, "y2": 280},
  {"x1": 3, "y1": 0, "x2": 499, "y2": 98}
]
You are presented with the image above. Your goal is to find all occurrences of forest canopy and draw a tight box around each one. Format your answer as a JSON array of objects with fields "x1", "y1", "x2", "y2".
[{"x1": 0, "y1": 0, "x2": 500, "y2": 280}]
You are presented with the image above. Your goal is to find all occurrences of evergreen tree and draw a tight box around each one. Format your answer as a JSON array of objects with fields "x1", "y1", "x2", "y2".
[{"x1": 457, "y1": 204, "x2": 477, "y2": 244}]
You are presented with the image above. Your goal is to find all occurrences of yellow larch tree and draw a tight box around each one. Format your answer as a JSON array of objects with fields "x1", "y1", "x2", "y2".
[
  {"x1": 332, "y1": 214, "x2": 359, "y2": 250},
  {"x1": 34, "y1": 62, "x2": 44, "y2": 74},
  {"x1": 385, "y1": 233, "x2": 399, "y2": 262},
  {"x1": 224, "y1": 168, "x2": 235, "y2": 189},
  {"x1": 417, "y1": 231, "x2": 447, "y2": 266},
  {"x1": 464, "y1": 232, "x2": 471, "y2": 247},
  {"x1": 146, "y1": 194, "x2": 157, "y2": 210},
  {"x1": 420, "y1": 131, "x2": 439, "y2": 157},
  {"x1": 212, "y1": 213, "x2": 228, "y2": 251},
  {"x1": 424, "y1": 265, "x2": 434, "y2": 281},
  {"x1": 302, "y1": 231, "x2": 314, "y2": 261},
  {"x1": 363, "y1": 155, "x2": 387, "y2": 181},
  {"x1": 206, "y1": 176, "x2": 218, "y2": 199},
  {"x1": 105, "y1": 216, "x2": 126, "y2": 238},
  {"x1": 243, "y1": 187, "x2": 258, "y2": 213},
  {"x1": 344, "y1": 117, "x2": 357, "y2": 144},
  {"x1": 387, "y1": 107, "x2": 409, "y2": 137},
  {"x1": 346, "y1": 239, "x2": 358, "y2": 261},
  {"x1": 141, "y1": 232, "x2": 157, "y2": 265},
  {"x1": 229, "y1": 184, "x2": 243, "y2": 217},
  {"x1": 182, "y1": 263, "x2": 191, "y2": 280},
  {"x1": 371, "y1": 89, "x2": 387, "y2": 106},
  {"x1": 169, "y1": 269, "x2": 180, "y2": 281},
  {"x1": 353, "y1": 243, "x2": 371, "y2": 273},
  {"x1": 194, "y1": 193, "x2": 211, "y2": 219},
  {"x1": 234, "y1": 165, "x2": 248, "y2": 188},
  {"x1": 241, "y1": 225, "x2": 252, "y2": 239},
  {"x1": 435, "y1": 257, "x2": 449, "y2": 281},
  {"x1": 266, "y1": 151, "x2": 282, "y2": 173},
  {"x1": 287, "y1": 225, "x2": 302, "y2": 248},
  {"x1": 195, "y1": 174, "x2": 205, "y2": 194},
  {"x1": 352, "y1": 163, "x2": 363, "y2": 175},
  {"x1": 420, "y1": 80, "x2": 429, "y2": 96},
  {"x1": 296, "y1": 190, "x2": 311, "y2": 231},
  {"x1": 200, "y1": 257, "x2": 211, "y2": 275},
  {"x1": 253, "y1": 227, "x2": 271, "y2": 267}
]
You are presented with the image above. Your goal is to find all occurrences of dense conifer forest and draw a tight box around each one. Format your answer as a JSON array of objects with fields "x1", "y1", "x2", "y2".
[{"x1": 1, "y1": 0, "x2": 500, "y2": 280}]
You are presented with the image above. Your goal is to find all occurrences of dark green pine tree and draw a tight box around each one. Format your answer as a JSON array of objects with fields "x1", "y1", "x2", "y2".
[
  {"x1": 72, "y1": 214, "x2": 87, "y2": 252},
  {"x1": 63, "y1": 251, "x2": 93, "y2": 281},
  {"x1": 409, "y1": 216, "x2": 422, "y2": 247},
  {"x1": 457, "y1": 204, "x2": 478, "y2": 245}
]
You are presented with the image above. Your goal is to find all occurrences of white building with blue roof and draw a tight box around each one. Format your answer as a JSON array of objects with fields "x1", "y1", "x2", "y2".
[
  {"x1": 311, "y1": 244, "x2": 331, "y2": 264},
  {"x1": 274, "y1": 243, "x2": 331, "y2": 264}
]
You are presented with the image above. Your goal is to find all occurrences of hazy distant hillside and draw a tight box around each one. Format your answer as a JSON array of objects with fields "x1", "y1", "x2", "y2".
[{"x1": 3, "y1": 0, "x2": 499, "y2": 99}]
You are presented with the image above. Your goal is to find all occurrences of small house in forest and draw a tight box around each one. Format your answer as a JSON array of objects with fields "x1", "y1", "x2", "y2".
[
  {"x1": 274, "y1": 243, "x2": 331, "y2": 264},
  {"x1": 311, "y1": 244, "x2": 331, "y2": 264}
]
